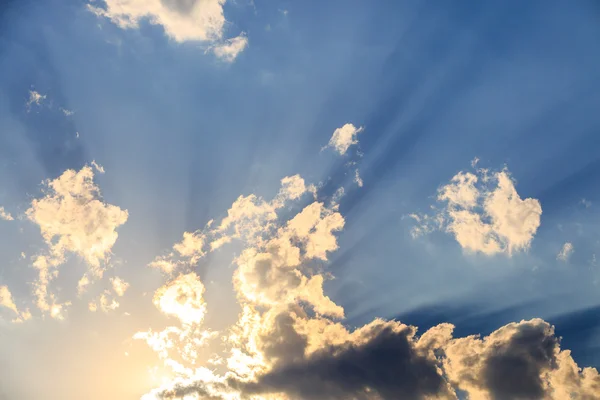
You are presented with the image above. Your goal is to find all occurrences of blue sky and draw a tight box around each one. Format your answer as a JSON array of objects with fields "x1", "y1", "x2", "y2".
[{"x1": 1, "y1": 1, "x2": 600, "y2": 399}]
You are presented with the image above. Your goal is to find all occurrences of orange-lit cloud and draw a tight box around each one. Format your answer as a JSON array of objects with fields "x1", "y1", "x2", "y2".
[{"x1": 26, "y1": 163, "x2": 128, "y2": 313}]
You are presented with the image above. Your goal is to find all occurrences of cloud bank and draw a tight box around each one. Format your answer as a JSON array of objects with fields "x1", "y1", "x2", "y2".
[{"x1": 135, "y1": 163, "x2": 597, "y2": 400}]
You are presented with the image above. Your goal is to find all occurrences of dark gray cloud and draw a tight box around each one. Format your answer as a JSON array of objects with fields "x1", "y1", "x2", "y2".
[
  {"x1": 239, "y1": 322, "x2": 451, "y2": 400},
  {"x1": 259, "y1": 311, "x2": 308, "y2": 367},
  {"x1": 156, "y1": 383, "x2": 226, "y2": 400},
  {"x1": 483, "y1": 322, "x2": 558, "y2": 400},
  {"x1": 153, "y1": 317, "x2": 600, "y2": 400}
]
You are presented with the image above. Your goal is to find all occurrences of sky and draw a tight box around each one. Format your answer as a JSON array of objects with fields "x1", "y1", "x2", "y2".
[{"x1": 0, "y1": 0, "x2": 600, "y2": 399}]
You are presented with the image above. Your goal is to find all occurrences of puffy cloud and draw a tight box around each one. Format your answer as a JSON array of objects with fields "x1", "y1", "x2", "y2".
[
  {"x1": 26, "y1": 164, "x2": 128, "y2": 269},
  {"x1": 443, "y1": 319, "x2": 600, "y2": 400},
  {"x1": 277, "y1": 175, "x2": 307, "y2": 203},
  {"x1": 326, "y1": 123, "x2": 364, "y2": 155},
  {"x1": 139, "y1": 167, "x2": 596, "y2": 400},
  {"x1": 148, "y1": 175, "x2": 310, "y2": 276},
  {"x1": 149, "y1": 258, "x2": 180, "y2": 274},
  {"x1": 26, "y1": 164, "x2": 128, "y2": 311},
  {"x1": 0, "y1": 206, "x2": 13, "y2": 221},
  {"x1": 89, "y1": 0, "x2": 248, "y2": 61},
  {"x1": 483, "y1": 172, "x2": 542, "y2": 254},
  {"x1": 173, "y1": 232, "x2": 206, "y2": 265},
  {"x1": 285, "y1": 201, "x2": 345, "y2": 261},
  {"x1": 240, "y1": 319, "x2": 456, "y2": 400},
  {"x1": 135, "y1": 273, "x2": 217, "y2": 367},
  {"x1": 111, "y1": 276, "x2": 130, "y2": 297},
  {"x1": 153, "y1": 273, "x2": 207, "y2": 326},
  {"x1": 149, "y1": 315, "x2": 600, "y2": 400},
  {"x1": 558, "y1": 242, "x2": 574, "y2": 262},
  {"x1": 412, "y1": 164, "x2": 542, "y2": 256}
]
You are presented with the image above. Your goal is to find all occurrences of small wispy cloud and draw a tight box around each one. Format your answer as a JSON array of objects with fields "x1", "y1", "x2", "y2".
[
  {"x1": 60, "y1": 107, "x2": 74, "y2": 116},
  {"x1": 354, "y1": 169, "x2": 363, "y2": 187},
  {"x1": 0, "y1": 206, "x2": 13, "y2": 221},
  {"x1": 324, "y1": 123, "x2": 364, "y2": 155},
  {"x1": 26, "y1": 90, "x2": 46, "y2": 111},
  {"x1": 557, "y1": 242, "x2": 574, "y2": 262},
  {"x1": 210, "y1": 34, "x2": 249, "y2": 63},
  {"x1": 581, "y1": 198, "x2": 592, "y2": 208}
]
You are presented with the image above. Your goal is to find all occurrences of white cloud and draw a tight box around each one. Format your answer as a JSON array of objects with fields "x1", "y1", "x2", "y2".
[
  {"x1": 210, "y1": 34, "x2": 248, "y2": 62},
  {"x1": 147, "y1": 174, "x2": 313, "y2": 276},
  {"x1": 326, "y1": 123, "x2": 364, "y2": 155},
  {"x1": 412, "y1": 164, "x2": 542, "y2": 256},
  {"x1": 89, "y1": 0, "x2": 248, "y2": 60},
  {"x1": 26, "y1": 164, "x2": 128, "y2": 311},
  {"x1": 153, "y1": 273, "x2": 207, "y2": 326},
  {"x1": 0, "y1": 206, "x2": 13, "y2": 221},
  {"x1": 135, "y1": 273, "x2": 217, "y2": 365},
  {"x1": 27, "y1": 164, "x2": 128, "y2": 269},
  {"x1": 557, "y1": 242, "x2": 574, "y2": 262},
  {"x1": 173, "y1": 231, "x2": 206, "y2": 264},
  {"x1": 277, "y1": 174, "x2": 307, "y2": 202}
]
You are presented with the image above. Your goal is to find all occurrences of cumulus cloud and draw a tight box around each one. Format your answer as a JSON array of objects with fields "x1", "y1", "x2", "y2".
[
  {"x1": 239, "y1": 319, "x2": 456, "y2": 400},
  {"x1": 148, "y1": 174, "x2": 310, "y2": 276},
  {"x1": 412, "y1": 163, "x2": 542, "y2": 256},
  {"x1": 135, "y1": 272, "x2": 218, "y2": 365},
  {"x1": 0, "y1": 206, "x2": 13, "y2": 221},
  {"x1": 153, "y1": 273, "x2": 207, "y2": 326},
  {"x1": 557, "y1": 242, "x2": 574, "y2": 262},
  {"x1": 443, "y1": 318, "x2": 600, "y2": 400},
  {"x1": 326, "y1": 123, "x2": 364, "y2": 155},
  {"x1": 89, "y1": 0, "x2": 248, "y2": 61},
  {"x1": 26, "y1": 164, "x2": 128, "y2": 312},
  {"x1": 137, "y1": 167, "x2": 598, "y2": 400}
]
